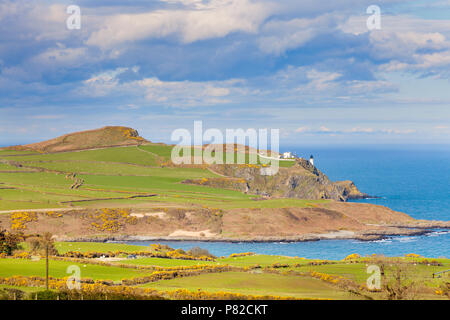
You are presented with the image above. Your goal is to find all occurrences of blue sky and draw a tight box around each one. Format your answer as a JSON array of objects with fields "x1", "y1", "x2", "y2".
[{"x1": 0, "y1": 0, "x2": 449, "y2": 147}]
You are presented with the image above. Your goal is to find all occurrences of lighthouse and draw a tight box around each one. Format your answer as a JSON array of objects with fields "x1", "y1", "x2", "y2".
[{"x1": 309, "y1": 155, "x2": 314, "y2": 166}]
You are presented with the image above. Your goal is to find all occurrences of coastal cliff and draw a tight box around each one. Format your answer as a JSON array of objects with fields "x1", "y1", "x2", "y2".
[
  {"x1": 2, "y1": 203, "x2": 447, "y2": 243},
  {"x1": 203, "y1": 158, "x2": 368, "y2": 201}
]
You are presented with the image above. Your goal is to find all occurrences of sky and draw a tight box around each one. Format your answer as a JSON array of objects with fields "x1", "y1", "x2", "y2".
[{"x1": 0, "y1": 0, "x2": 449, "y2": 147}]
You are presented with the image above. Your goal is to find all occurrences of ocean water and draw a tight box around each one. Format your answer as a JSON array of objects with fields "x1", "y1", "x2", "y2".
[
  {"x1": 124, "y1": 146, "x2": 450, "y2": 259},
  {"x1": 306, "y1": 146, "x2": 450, "y2": 222}
]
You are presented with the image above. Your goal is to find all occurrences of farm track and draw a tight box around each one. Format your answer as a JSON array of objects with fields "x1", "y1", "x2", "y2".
[
  {"x1": 207, "y1": 167, "x2": 227, "y2": 177},
  {"x1": 59, "y1": 194, "x2": 158, "y2": 204},
  {"x1": 0, "y1": 143, "x2": 151, "y2": 157},
  {"x1": 136, "y1": 145, "x2": 160, "y2": 158}
]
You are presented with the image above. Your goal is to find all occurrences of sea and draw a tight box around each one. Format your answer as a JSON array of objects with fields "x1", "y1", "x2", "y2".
[{"x1": 123, "y1": 145, "x2": 450, "y2": 259}]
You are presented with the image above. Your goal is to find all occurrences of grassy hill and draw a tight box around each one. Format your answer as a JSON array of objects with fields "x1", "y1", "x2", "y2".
[
  {"x1": 5, "y1": 126, "x2": 148, "y2": 153},
  {"x1": 0, "y1": 127, "x2": 299, "y2": 211}
]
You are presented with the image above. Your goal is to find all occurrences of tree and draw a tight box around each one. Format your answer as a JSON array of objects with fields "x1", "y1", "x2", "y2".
[
  {"x1": 370, "y1": 257, "x2": 421, "y2": 300},
  {"x1": 382, "y1": 264, "x2": 420, "y2": 300},
  {"x1": 27, "y1": 232, "x2": 57, "y2": 290},
  {"x1": 0, "y1": 229, "x2": 22, "y2": 255}
]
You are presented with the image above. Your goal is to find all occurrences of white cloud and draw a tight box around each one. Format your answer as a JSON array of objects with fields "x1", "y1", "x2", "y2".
[
  {"x1": 85, "y1": 67, "x2": 129, "y2": 85},
  {"x1": 203, "y1": 87, "x2": 231, "y2": 97},
  {"x1": 294, "y1": 126, "x2": 416, "y2": 135},
  {"x1": 118, "y1": 104, "x2": 140, "y2": 110},
  {"x1": 341, "y1": 14, "x2": 450, "y2": 75},
  {"x1": 270, "y1": 66, "x2": 396, "y2": 98},
  {"x1": 318, "y1": 126, "x2": 332, "y2": 132},
  {"x1": 29, "y1": 114, "x2": 65, "y2": 120},
  {"x1": 295, "y1": 126, "x2": 310, "y2": 133},
  {"x1": 258, "y1": 14, "x2": 341, "y2": 55},
  {"x1": 86, "y1": 0, "x2": 273, "y2": 48},
  {"x1": 32, "y1": 47, "x2": 88, "y2": 66},
  {"x1": 340, "y1": 14, "x2": 450, "y2": 36},
  {"x1": 80, "y1": 70, "x2": 244, "y2": 106},
  {"x1": 82, "y1": 67, "x2": 140, "y2": 97},
  {"x1": 135, "y1": 77, "x2": 240, "y2": 106},
  {"x1": 305, "y1": 69, "x2": 342, "y2": 91}
]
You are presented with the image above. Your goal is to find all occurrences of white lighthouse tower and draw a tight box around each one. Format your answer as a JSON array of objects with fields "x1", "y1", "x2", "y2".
[{"x1": 309, "y1": 155, "x2": 314, "y2": 166}]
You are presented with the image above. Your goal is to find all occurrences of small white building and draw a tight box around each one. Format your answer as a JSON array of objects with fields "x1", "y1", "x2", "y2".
[
  {"x1": 309, "y1": 155, "x2": 314, "y2": 166},
  {"x1": 283, "y1": 152, "x2": 293, "y2": 159}
]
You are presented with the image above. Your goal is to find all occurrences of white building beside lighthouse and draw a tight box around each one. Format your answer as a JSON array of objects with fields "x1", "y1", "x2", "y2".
[{"x1": 282, "y1": 152, "x2": 293, "y2": 159}]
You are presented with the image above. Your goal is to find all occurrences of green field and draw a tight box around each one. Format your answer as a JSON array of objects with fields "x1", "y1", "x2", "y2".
[
  {"x1": 290, "y1": 260, "x2": 450, "y2": 287},
  {"x1": 115, "y1": 257, "x2": 217, "y2": 267},
  {"x1": 54, "y1": 242, "x2": 153, "y2": 254},
  {"x1": 0, "y1": 240, "x2": 448, "y2": 300},
  {"x1": 0, "y1": 149, "x2": 39, "y2": 156},
  {"x1": 0, "y1": 284, "x2": 43, "y2": 293},
  {"x1": 217, "y1": 254, "x2": 310, "y2": 267},
  {"x1": 4, "y1": 146, "x2": 159, "y2": 166},
  {"x1": 140, "y1": 271, "x2": 356, "y2": 299},
  {"x1": 0, "y1": 258, "x2": 152, "y2": 281}
]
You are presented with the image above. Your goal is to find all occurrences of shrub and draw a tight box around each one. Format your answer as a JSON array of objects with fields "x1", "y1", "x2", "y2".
[
  {"x1": 0, "y1": 229, "x2": 22, "y2": 255},
  {"x1": 10, "y1": 212, "x2": 37, "y2": 231},
  {"x1": 343, "y1": 253, "x2": 360, "y2": 261},
  {"x1": 0, "y1": 288, "x2": 25, "y2": 300},
  {"x1": 36, "y1": 290, "x2": 59, "y2": 300},
  {"x1": 270, "y1": 263, "x2": 289, "y2": 269},
  {"x1": 381, "y1": 264, "x2": 421, "y2": 300},
  {"x1": 88, "y1": 208, "x2": 133, "y2": 233},
  {"x1": 405, "y1": 253, "x2": 422, "y2": 258},
  {"x1": 229, "y1": 252, "x2": 254, "y2": 258},
  {"x1": 27, "y1": 236, "x2": 58, "y2": 256},
  {"x1": 187, "y1": 247, "x2": 216, "y2": 259}
]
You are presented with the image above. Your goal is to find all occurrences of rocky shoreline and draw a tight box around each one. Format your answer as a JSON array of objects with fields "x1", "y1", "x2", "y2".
[
  {"x1": 2, "y1": 200, "x2": 448, "y2": 245},
  {"x1": 56, "y1": 222, "x2": 449, "y2": 243}
]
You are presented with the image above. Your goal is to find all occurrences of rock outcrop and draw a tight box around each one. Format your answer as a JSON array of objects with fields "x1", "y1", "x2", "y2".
[{"x1": 209, "y1": 158, "x2": 367, "y2": 201}]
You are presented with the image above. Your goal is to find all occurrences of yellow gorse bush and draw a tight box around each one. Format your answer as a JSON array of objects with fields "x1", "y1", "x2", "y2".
[
  {"x1": 118, "y1": 127, "x2": 146, "y2": 142},
  {"x1": 343, "y1": 253, "x2": 360, "y2": 261},
  {"x1": 229, "y1": 252, "x2": 255, "y2": 258},
  {"x1": 310, "y1": 271, "x2": 343, "y2": 285},
  {"x1": 51, "y1": 256, "x2": 234, "y2": 274},
  {"x1": 164, "y1": 288, "x2": 312, "y2": 300},
  {"x1": 10, "y1": 211, "x2": 37, "y2": 231},
  {"x1": 405, "y1": 253, "x2": 422, "y2": 258},
  {"x1": 88, "y1": 208, "x2": 135, "y2": 232},
  {"x1": 61, "y1": 249, "x2": 215, "y2": 261},
  {"x1": 44, "y1": 211, "x2": 63, "y2": 218}
]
